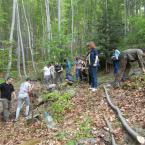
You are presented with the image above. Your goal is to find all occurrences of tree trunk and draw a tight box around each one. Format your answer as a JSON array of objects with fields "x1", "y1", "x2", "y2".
[
  {"x1": 16, "y1": 21, "x2": 22, "y2": 78},
  {"x1": 6, "y1": 0, "x2": 17, "y2": 78},
  {"x1": 16, "y1": 1, "x2": 27, "y2": 77},
  {"x1": 104, "y1": 116, "x2": 117, "y2": 145},
  {"x1": 70, "y1": 0, "x2": 74, "y2": 57},
  {"x1": 45, "y1": 0, "x2": 51, "y2": 40},
  {"x1": 58, "y1": 0, "x2": 61, "y2": 33},
  {"x1": 124, "y1": 0, "x2": 127, "y2": 35},
  {"x1": 22, "y1": 0, "x2": 36, "y2": 73},
  {"x1": 103, "y1": 85, "x2": 145, "y2": 144}
]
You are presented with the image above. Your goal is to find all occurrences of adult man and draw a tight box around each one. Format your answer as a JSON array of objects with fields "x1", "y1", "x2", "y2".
[
  {"x1": 0, "y1": 77, "x2": 16, "y2": 122},
  {"x1": 14, "y1": 78, "x2": 32, "y2": 121},
  {"x1": 55, "y1": 63, "x2": 63, "y2": 83},
  {"x1": 119, "y1": 49, "x2": 145, "y2": 81}
]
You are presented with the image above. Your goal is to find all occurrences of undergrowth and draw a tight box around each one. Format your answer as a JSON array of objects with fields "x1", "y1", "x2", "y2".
[{"x1": 42, "y1": 89, "x2": 75, "y2": 121}]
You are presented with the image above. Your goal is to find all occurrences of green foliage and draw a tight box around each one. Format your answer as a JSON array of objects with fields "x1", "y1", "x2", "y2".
[
  {"x1": 0, "y1": 48, "x2": 9, "y2": 72},
  {"x1": 55, "y1": 131, "x2": 68, "y2": 141},
  {"x1": 65, "y1": 140, "x2": 76, "y2": 145},
  {"x1": 125, "y1": 16, "x2": 145, "y2": 47},
  {"x1": 42, "y1": 90, "x2": 74, "y2": 121},
  {"x1": 0, "y1": 78, "x2": 4, "y2": 83},
  {"x1": 75, "y1": 117, "x2": 92, "y2": 139}
]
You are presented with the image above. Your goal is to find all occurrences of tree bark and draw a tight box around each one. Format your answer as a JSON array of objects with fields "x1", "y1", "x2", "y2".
[
  {"x1": 104, "y1": 116, "x2": 117, "y2": 145},
  {"x1": 58, "y1": 0, "x2": 61, "y2": 33},
  {"x1": 16, "y1": 21, "x2": 22, "y2": 78},
  {"x1": 103, "y1": 85, "x2": 145, "y2": 144},
  {"x1": 70, "y1": 0, "x2": 74, "y2": 57},
  {"x1": 22, "y1": 0, "x2": 36, "y2": 73},
  {"x1": 45, "y1": 0, "x2": 51, "y2": 40},
  {"x1": 124, "y1": 0, "x2": 127, "y2": 35},
  {"x1": 6, "y1": 0, "x2": 17, "y2": 78},
  {"x1": 16, "y1": 1, "x2": 27, "y2": 77}
]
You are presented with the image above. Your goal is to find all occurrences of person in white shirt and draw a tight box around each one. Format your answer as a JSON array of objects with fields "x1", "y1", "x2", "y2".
[
  {"x1": 43, "y1": 64, "x2": 51, "y2": 84},
  {"x1": 49, "y1": 63, "x2": 55, "y2": 83},
  {"x1": 14, "y1": 78, "x2": 33, "y2": 121}
]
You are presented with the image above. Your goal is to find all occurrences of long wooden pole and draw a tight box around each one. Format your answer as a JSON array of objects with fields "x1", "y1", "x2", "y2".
[{"x1": 103, "y1": 85, "x2": 145, "y2": 144}]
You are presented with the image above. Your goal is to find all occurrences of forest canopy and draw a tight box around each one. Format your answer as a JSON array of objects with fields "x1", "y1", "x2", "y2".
[{"x1": 0, "y1": 0, "x2": 145, "y2": 77}]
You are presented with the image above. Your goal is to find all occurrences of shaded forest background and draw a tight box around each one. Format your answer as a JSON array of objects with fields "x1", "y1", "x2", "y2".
[{"x1": 0, "y1": 0, "x2": 145, "y2": 78}]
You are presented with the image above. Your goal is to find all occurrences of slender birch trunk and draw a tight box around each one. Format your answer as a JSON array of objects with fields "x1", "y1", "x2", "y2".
[
  {"x1": 22, "y1": 0, "x2": 36, "y2": 72},
  {"x1": 124, "y1": 0, "x2": 127, "y2": 35},
  {"x1": 70, "y1": 0, "x2": 74, "y2": 57},
  {"x1": 16, "y1": 21, "x2": 22, "y2": 78},
  {"x1": 6, "y1": 0, "x2": 17, "y2": 78},
  {"x1": 16, "y1": 1, "x2": 27, "y2": 77},
  {"x1": 45, "y1": 0, "x2": 51, "y2": 40},
  {"x1": 58, "y1": 0, "x2": 61, "y2": 33}
]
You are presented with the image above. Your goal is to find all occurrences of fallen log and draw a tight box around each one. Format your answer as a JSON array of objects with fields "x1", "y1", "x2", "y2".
[
  {"x1": 103, "y1": 116, "x2": 117, "y2": 145},
  {"x1": 103, "y1": 85, "x2": 145, "y2": 144}
]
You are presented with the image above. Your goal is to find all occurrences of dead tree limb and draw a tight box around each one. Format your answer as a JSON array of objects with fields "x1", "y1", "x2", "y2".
[
  {"x1": 103, "y1": 116, "x2": 117, "y2": 145},
  {"x1": 103, "y1": 85, "x2": 145, "y2": 144}
]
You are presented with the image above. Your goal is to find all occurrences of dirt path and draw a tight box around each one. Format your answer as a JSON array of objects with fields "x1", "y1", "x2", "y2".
[{"x1": 0, "y1": 79, "x2": 145, "y2": 145}]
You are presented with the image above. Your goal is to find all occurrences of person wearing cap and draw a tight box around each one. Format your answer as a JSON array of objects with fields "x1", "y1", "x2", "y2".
[
  {"x1": 87, "y1": 41, "x2": 99, "y2": 92},
  {"x1": 14, "y1": 78, "x2": 33, "y2": 121},
  {"x1": 0, "y1": 77, "x2": 16, "y2": 122}
]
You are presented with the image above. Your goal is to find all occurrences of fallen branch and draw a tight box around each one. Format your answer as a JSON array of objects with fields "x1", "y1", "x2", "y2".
[
  {"x1": 103, "y1": 85, "x2": 145, "y2": 144},
  {"x1": 103, "y1": 116, "x2": 117, "y2": 145}
]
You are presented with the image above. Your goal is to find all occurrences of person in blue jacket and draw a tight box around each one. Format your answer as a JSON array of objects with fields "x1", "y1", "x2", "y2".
[
  {"x1": 64, "y1": 59, "x2": 71, "y2": 78},
  {"x1": 87, "y1": 41, "x2": 99, "y2": 92},
  {"x1": 111, "y1": 47, "x2": 121, "y2": 82}
]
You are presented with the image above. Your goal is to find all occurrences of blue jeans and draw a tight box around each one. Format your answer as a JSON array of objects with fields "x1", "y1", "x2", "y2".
[
  {"x1": 76, "y1": 69, "x2": 81, "y2": 81},
  {"x1": 15, "y1": 93, "x2": 30, "y2": 120},
  {"x1": 66, "y1": 68, "x2": 71, "y2": 78},
  {"x1": 113, "y1": 60, "x2": 119, "y2": 75},
  {"x1": 90, "y1": 66, "x2": 97, "y2": 88}
]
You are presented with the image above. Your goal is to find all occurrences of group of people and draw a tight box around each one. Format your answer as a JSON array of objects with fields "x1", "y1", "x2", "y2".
[
  {"x1": 0, "y1": 77, "x2": 32, "y2": 122},
  {"x1": 43, "y1": 62, "x2": 63, "y2": 84},
  {"x1": 111, "y1": 47, "x2": 145, "y2": 84},
  {"x1": 0, "y1": 41, "x2": 145, "y2": 122}
]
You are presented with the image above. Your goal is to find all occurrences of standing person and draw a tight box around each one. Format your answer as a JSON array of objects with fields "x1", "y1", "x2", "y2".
[
  {"x1": 14, "y1": 78, "x2": 33, "y2": 121},
  {"x1": 80, "y1": 57, "x2": 88, "y2": 81},
  {"x1": 86, "y1": 52, "x2": 92, "y2": 85},
  {"x1": 64, "y1": 59, "x2": 71, "y2": 79},
  {"x1": 74, "y1": 57, "x2": 82, "y2": 81},
  {"x1": 111, "y1": 47, "x2": 121, "y2": 82},
  {"x1": 0, "y1": 77, "x2": 16, "y2": 122},
  {"x1": 87, "y1": 41, "x2": 99, "y2": 92},
  {"x1": 43, "y1": 64, "x2": 51, "y2": 84},
  {"x1": 55, "y1": 62, "x2": 63, "y2": 84},
  {"x1": 118, "y1": 48, "x2": 145, "y2": 82}
]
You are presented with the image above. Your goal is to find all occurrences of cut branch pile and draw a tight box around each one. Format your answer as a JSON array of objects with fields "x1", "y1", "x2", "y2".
[{"x1": 103, "y1": 85, "x2": 145, "y2": 144}]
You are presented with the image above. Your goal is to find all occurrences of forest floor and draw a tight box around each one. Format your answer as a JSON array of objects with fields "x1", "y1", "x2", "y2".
[{"x1": 0, "y1": 71, "x2": 145, "y2": 145}]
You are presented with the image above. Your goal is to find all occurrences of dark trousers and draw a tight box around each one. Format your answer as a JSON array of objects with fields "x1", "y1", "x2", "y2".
[
  {"x1": 89, "y1": 66, "x2": 97, "y2": 88},
  {"x1": 76, "y1": 69, "x2": 81, "y2": 81},
  {"x1": 88, "y1": 66, "x2": 92, "y2": 85},
  {"x1": 113, "y1": 60, "x2": 119, "y2": 75}
]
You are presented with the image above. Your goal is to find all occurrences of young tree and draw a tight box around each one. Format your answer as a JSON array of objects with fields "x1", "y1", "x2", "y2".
[
  {"x1": 6, "y1": 0, "x2": 17, "y2": 78},
  {"x1": 22, "y1": 0, "x2": 36, "y2": 73}
]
